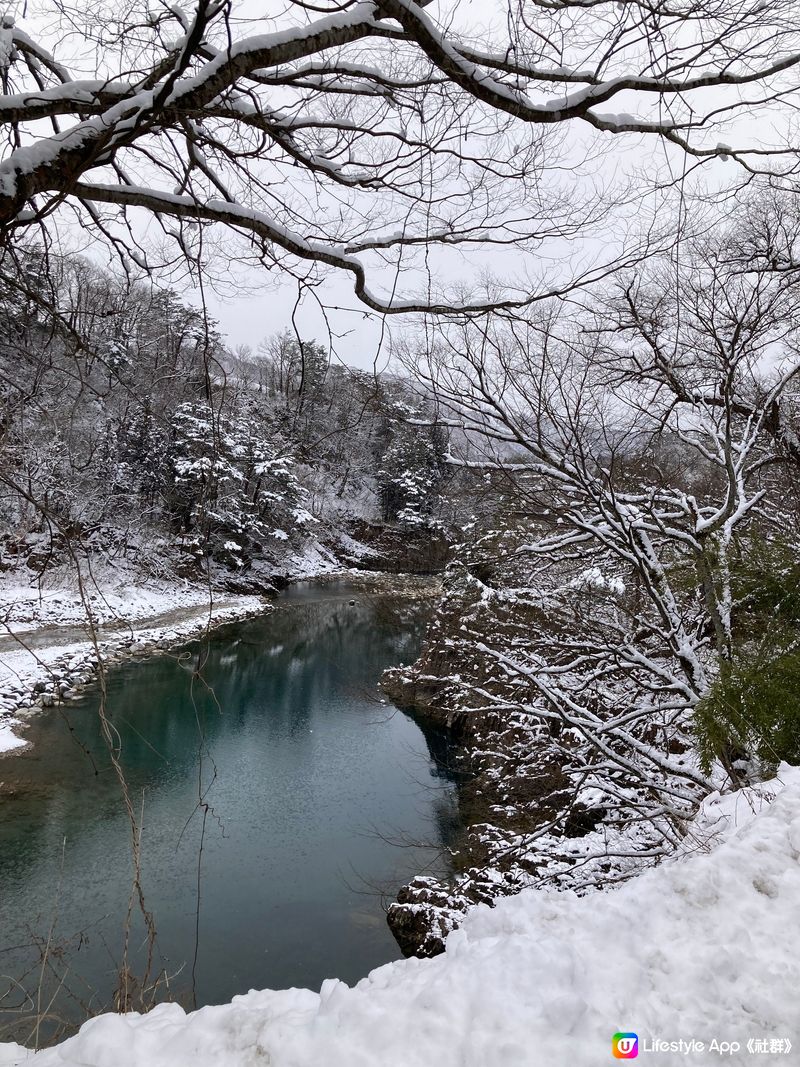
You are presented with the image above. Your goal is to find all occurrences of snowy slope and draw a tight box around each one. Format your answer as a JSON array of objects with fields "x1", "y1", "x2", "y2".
[{"x1": 2, "y1": 769, "x2": 798, "y2": 1067}]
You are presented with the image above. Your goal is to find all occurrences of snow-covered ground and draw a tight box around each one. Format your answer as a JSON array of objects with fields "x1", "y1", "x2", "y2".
[
  {"x1": 0, "y1": 576, "x2": 231, "y2": 634},
  {"x1": 1, "y1": 767, "x2": 797, "y2": 1066}
]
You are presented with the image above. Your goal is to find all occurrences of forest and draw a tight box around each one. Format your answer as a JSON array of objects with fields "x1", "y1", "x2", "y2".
[{"x1": 0, "y1": 248, "x2": 455, "y2": 584}]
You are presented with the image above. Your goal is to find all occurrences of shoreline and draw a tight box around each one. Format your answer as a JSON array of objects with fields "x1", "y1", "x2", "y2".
[
  {"x1": 0, "y1": 568, "x2": 442, "y2": 756},
  {"x1": 0, "y1": 592, "x2": 271, "y2": 755}
]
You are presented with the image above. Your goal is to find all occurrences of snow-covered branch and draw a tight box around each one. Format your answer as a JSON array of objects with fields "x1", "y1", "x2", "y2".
[{"x1": 1, "y1": 0, "x2": 799, "y2": 309}]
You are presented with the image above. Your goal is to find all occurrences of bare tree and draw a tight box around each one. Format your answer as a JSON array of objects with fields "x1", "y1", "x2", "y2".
[
  {"x1": 395, "y1": 191, "x2": 800, "y2": 909},
  {"x1": 1, "y1": 0, "x2": 799, "y2": 311}
]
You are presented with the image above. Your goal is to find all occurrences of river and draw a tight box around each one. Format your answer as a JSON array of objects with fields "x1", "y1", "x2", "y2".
[{"x1": 0, "y1": 580, "x2": 460, "y2": 1046}]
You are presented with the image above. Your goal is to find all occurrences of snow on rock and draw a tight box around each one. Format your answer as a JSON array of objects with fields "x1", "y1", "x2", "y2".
[
  {"x1": 0, "y1": 719, "x2": 26, "y2": 753},
  {"x1": 4, "y1": 767, "x2": 799, "y2": 1066}
]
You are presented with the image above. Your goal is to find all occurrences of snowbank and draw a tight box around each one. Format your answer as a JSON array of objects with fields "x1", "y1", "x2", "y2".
[
  {"x1": 0, "y1": 719, "x2": 26, "y2": 752},
  {"x1": 0, "y1": 578, "x2": 227, "y2": 634},
  {"x1": 3, "y1": 768, "x2": 798, "y2": 1067}
]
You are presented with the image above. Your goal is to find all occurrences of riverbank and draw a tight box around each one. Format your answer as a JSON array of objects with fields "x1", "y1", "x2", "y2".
[
  {"x1": 380, "y1": 562, "x2": 687, "y2": 957},
  {"x1": 381, "y1": 667, "x2": 553, "y2": 957},
  {"x1": 0, "y1": 566, "x2": 442, "y2": 755},
  {"x1": 0, "y1": 583, "x2": 270, "y2": 754}
]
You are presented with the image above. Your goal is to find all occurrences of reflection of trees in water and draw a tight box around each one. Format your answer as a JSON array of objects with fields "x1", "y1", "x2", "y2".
[
  {"x1": 33, "y1": 592, "x2": 439, "y2": 791},
  {"x1": 221, "y1": 594, "x2": 435, "y2": 713},
  {"x1": 370, "y1": 594, "x2": 432, "y2": 637},
  {"x1": 0, "y1": 593, "x2": 442, "y2": 854},
  {"x1": 349, "y1": 696, "x2": 466, "y2": 913}
]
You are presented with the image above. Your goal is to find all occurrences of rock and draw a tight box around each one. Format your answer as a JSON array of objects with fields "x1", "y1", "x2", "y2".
[
  {"x1": 386, "y1": 876, "x2": 471, "y2": 959},
  {"x1": 562, "y1": 803, "x2": 606, "y2": 839}
]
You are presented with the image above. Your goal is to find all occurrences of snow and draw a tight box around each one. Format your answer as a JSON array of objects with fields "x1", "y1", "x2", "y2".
[
  {"x1": 0, "y1": 18, "x2": 14, "y2": 71},
  {"x1": 2, "y1": 766, "x2": 798, "y2": 1065},
  {"x1": 9, "y1": 28, "x2": 72, "y2": 83},
  {"x1": 1, "y1": 578, "x2": 221, "y2": 634},
  {"x1": 0, "y1": 81, "x2": 132, "y2": 118},
  {"x1": 0, "y1": 719, "x2": 26, "y2": 752},
  {"x1": 569, "y1": 564, "x2": 626, "y2": 596}
]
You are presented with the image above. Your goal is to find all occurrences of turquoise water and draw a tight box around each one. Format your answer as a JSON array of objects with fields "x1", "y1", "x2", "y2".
[{"x1": 0, "y1": 582, "x2": 459, "y2": 1045}]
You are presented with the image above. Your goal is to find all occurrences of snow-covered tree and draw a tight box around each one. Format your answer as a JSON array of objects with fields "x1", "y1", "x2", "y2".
[
  {"x1": 1, "y1": 1, "x2": 799, "y2": 313},
  {"x1": 166, "y1": 397, "x2": 313, "y2": 568},
  {"x1": 398, "y1": 190, "x2": 800, "y2": 901},
  {"x1": 378, "y1": 420, "x2": 449, "y2": 528}
]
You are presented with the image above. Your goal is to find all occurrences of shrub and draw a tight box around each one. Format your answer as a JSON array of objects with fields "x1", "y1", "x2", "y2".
[{"x1": 694, "y1": 648, "x2": 800, "y2": 774}]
